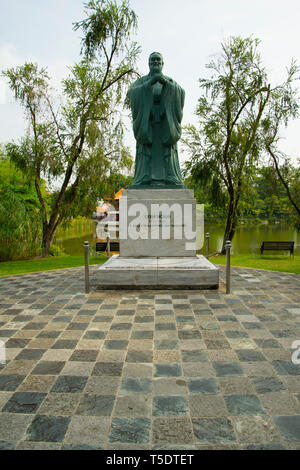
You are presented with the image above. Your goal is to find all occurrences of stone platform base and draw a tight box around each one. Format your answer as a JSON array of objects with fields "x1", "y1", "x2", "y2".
[{"x1": 95, "y1": 255, "x2": 219, "y2": 290}]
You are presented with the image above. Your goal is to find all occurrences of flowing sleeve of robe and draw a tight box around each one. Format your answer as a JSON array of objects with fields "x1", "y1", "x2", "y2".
[{"x1": 127, "y1": 75, "x2": 185, "y2": 147}]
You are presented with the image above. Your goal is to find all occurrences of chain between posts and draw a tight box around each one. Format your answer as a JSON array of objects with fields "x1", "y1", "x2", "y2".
[
  {"x1": 84, "y1": 241, "x2": 89, "y2": 294},
  {"x1": 225, "y1": 240, "x2": 231, "y2": 294}
]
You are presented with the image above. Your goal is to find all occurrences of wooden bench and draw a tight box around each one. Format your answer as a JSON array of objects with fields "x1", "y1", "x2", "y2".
[
  {"x1": 96, "y1": 241, "x2": 120, "y2": 252},
  {"x1": 260, "y1": 241, "x2": 294, "y2": 256}
]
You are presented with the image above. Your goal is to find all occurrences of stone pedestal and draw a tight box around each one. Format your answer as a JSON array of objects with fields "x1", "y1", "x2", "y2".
[{"x1": 96, "y1": 189, "x2": 219, "y2": 289}]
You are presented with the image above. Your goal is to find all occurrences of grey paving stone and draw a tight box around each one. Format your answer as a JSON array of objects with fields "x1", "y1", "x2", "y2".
[
  {"x1": 252, "y1": 376, "x2": 287, "y2": 394},
  {"x1": 272, "y1": 361, "x2": 300, "y2": 376},
  {"x1": 126, "y1": 350, "x2": 153, "y2": 363},
  {"x1": 0, "y1": 375, "x2": 26, "y2": 391},
  {"x1": 76, "y1": 394, "x2": 115, "y2": 416},
  {"x1": 24, "y1": 414, "x2": 71, "y2": 442},
  {"x1": 181, "y1": 350, "x2": 208, "y2": 362},
  {"x1": 0, "y1": 441, "x2": 16, "y2": 450},
  {"x1": 187, "y1": 378, "x2": 219, "y2": 395},
  {"x1": 235, "y1": 349, "x2": 266, "y2": 362},
  {"x1": 192, "y1": 418, "x2": 237, "y2": 443},
  {"x1": 273, "y1": 415, "x2": 300, "y2": 441},
  {"x1": 109, "y1": 418, "x2": 151, "y2": 444},
  {"x1": 31, "y1": 361, "x2": 65, "y2": 375},
  {"x1": 152, "y1": 396, "x2": 188, "y2": 416},
  {"x1": 152, "y1": 417, "x2": 194, "y2": 445},
  {"x1": 2, "y1": 392, "x2": 46, "y2": 414},
  {"x1": 154, "y1": 340, "x2": 178, "y2": 350},
  {"x1": 213, "y1": 362, "x2": 244, "y2": 377},
  {"x1": 0, "y1": 413, "x2": 34, "y2": 441},
  {"x1": 51, "y1": 375, "x2": 88, "y2": 393},
  {"x1": 232, "y1": 415, "x2": 284, "y2": 444},
  {"x1": 224, "y1": 394, "x2": 266, "y2": 415},
  {"x1": 92, "y1": 362, "x2": 123, "y2": 376},
  {"x1": 64, "y1": 415, "x2": 110, "y2": 445},
  {"x1": 154, "y1": 363, "x2": 182, "y2": 378}
]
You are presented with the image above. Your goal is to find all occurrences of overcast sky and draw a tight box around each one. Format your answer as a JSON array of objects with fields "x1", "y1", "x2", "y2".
[{"x1": 1, "y1": 0, "x2": 300, "y2": 162}]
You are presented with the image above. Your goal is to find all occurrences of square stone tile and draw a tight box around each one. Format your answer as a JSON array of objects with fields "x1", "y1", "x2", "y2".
[
  {"x1": 83, "y1": 331, "x2": 106, "y2": 340},
  {"x1": 69, "y1": 350, "x2": 99, "y2": 362},
  {"x1": 232, "y1": 415, "x2": 282, "y2": 444},
  {"x1": 252, "y1": 377, "x2": 287, "y2": 394},
  {"x1": 92, "y1": 362, "x2": 123, "y2": 377},
  {"x1": 272, "y1": 415, "x2": 300, "y2": 442},
  {"x1": 183, "y1": 363, "x2": 215, "y2": 378},
  {"x1": 51, "y1": 375, "x2": 88, "y2": 393},
  {"x1": 126, "y1": 350, "x2": 153, "y2": 363},
  {"x1": 18, "y1": 375, "x2": 56, "y2": 393},
  {"x1": 181, "y1": 350, "x2": 208, "y2": 362},
  {"x1": 97, "y1": 350, "x2": 126, "y2": 363},
  {"x1": 213, "y1": 362, "x2": 245, "y2": 377},
  {"x1": 241, "y1": 352, "x2": 278, "y2": 372},
  {"x1": 235, "y1": 349, "x2": 266, "y2": 362},
  {"x1": 260, "y1": 392, "x2": 300, "y2": 415},
  {"x1": 272, "y1": 361, "x2": 300, "y2": 376},
  {"x1": 189, "y1": 395, "x2": 228, "y2": 417},
  {"x1": 131, "y1": 331, "x2": 154, "y2": 340},
  {"x1": 0, "y1": 392, "x2": 12, "y2": 410},
  {"x1": 152, "y1": 417, "x2": 194, "y2": 445},
  {"x1": 2, "y1": 392, "x2": 46, "y2": 414},
  {"x1": 187, "y1": 378, "x2": 219, "y2": 395},
  {"x1": 2, "y1": 360, "x2": 36, "y2": 376},
  {"x1": 15, "y1": 349, "x2": 45, "y2": 361},
  {"x1": 0, "y1": 413, "x2": 33, "y2": 441},
  {"x1": 224, "y1": 394, "x2": 266, "y2": 415},
  {"x1": 64, "y1": 416, "x2": 110, "y2": 446},
  {"x1": 154, "y1": 340, "x2": 178, "y2": 350},
  {"x1": 154, "y1": 363, "x2": 182, "y2": 378},
  {"x1": 153, "y1": 351, "x2": 181, "y2": 363},
  {"x1": 0, "y1": 375, "x2": 26, "y2": 391},
  {"x1": 109, "y1": 418, "x2": 150, "y2": 444},
  {"x1": 122, "y1": 364, "x2": 152, "y2": 378},
  {"x1": 36, "y1": 392, "x2": 81, "y2": 416},
  {"x1": 31, "y1": 361, "x2": 65, "y2": 376},
  {"x1": 218, "y1": 377, "x2": 255, "y2": 395},
  {"x1": 76, "y1": 394, "x2": 115, "y2": 416},
  {"x1": 152, "y1": 378, "x2": 187, "y2": 395},
  {"x1": 192, "y1": 418, "x2": 236, "y2": 443},
  {"x1": 152, "y1": 396, "x2": 188, "y2": 416},
  {"x1": 24, "y1": 414, "x2": 71, "y2": 442},
  {"x1": 61, "y1": 362, "x2": 95, "y2": 377},
  {"x1": 119, "y1": 377, "x2": 152, "y2": 395},
  {"x1": 84, "y1": 376, "x2": 120, "y2": 395},
  {"x1": 114, "y1": 395, "x2": 151, "y2": 418}
]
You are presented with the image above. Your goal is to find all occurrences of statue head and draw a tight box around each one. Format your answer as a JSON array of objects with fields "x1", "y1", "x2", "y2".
[{"x1": 148, "y1": 52, "x2": 164, "y2": 75}]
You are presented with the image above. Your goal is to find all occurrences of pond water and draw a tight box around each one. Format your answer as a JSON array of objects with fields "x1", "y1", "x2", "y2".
[{"x1": 54, "y1": 220, "x2": 300, "y2": 256}]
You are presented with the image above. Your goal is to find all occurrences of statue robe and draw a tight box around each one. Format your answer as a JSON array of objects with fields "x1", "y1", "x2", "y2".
[{"x1": 127, "y1": 74, "x2": 185, "y2": 188}]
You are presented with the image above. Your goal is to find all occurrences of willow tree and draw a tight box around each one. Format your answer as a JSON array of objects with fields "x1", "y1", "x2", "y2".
[
  {"x1": 183, "y1": 37, "x2": 271, "y2": 253},
  {"x1": 261, "y1": 60, "x2": 300, "y2": 225},
  {"x1": 3, "y1": 0, "x2": 139, "y2": 257}
]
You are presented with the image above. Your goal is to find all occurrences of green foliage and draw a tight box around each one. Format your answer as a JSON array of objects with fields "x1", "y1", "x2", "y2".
[
  {"x1": 48, "y1": 244, "x2": 66, "y2": 257},
  {"x1": 183, "y1": 36, "x2": 299, "y2": 251},
  {"x1": 0, "y1": 187, "x2": 42, "y2": 261},
  {"x1": 2, "y1": 0, "x2": 139, "y2": 257}
]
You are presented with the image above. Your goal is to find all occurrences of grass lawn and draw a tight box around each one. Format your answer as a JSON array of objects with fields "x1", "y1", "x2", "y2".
[
  {"x1": 0, "y1": 254, "x2": 107, "y2": 277},
  {"x1": 210, "y1": 253, "x2": 300, "y2": 274},
  {"x1": 1, "y1": 253, "x2": 299, "y2": 277}
]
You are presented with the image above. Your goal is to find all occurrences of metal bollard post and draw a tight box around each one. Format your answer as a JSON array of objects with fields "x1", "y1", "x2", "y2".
[
  {"x1": 205, "y1": 232, "x2": 210, "y2": 259},
  {"x1": 84, "y1": 241, "x2": 89, "y2": 294},
  {"x1": 106, "y1": 235, "x2": 110, "y2": 258},
  {"x1": 225, "y1": 240, "x2": 231, "y2": 294}
]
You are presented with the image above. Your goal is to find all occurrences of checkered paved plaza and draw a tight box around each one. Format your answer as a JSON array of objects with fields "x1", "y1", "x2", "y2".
[{"x1": 0, "y1": 265, "x2": 299, "y2": 450}]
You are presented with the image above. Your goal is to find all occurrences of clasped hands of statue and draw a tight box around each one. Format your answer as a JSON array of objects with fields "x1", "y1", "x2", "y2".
[{"x1": 147, "y1": 73, "x2": 167, "y2": 87}]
